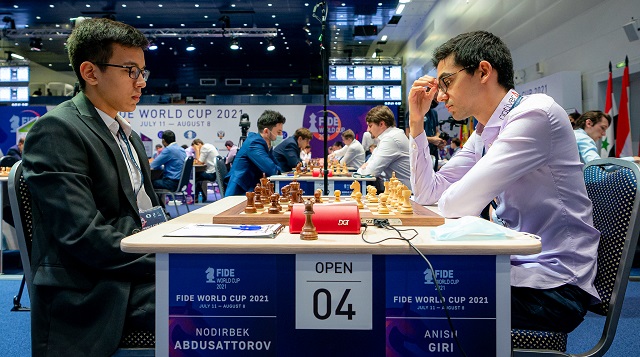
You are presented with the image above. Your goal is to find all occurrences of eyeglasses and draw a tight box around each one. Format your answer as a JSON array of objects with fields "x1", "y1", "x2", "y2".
[
  {"x1": 94, "y1": 63, "x2": 150, "y2": 81},
  {"x1": 438, "y1": 65, "x2": 475, "y2": 94}
]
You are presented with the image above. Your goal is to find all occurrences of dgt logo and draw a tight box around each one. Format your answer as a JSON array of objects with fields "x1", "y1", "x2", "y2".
[{"x1": 337, "y1": 220, "x2": 350, "y2": 226}]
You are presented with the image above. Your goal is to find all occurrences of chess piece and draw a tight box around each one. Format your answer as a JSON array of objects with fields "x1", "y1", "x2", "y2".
[
  {"x1": 254, "y1": 184, "x2": 264, "y2": 209},
  {"x1": 350, "y1": 180, "x2": 360, "y2": 199},
  {"x1": 268, "y1": 194, "x2": 280, "y2": 214},
  {"x1": 400, "y1": 189, "x2": 414, "y2": 214},
  {"x1": 314, "y1": 189, "x2": 323, "y2": 203},
  {"x1": 244, "y1": 192, "x2": 258, "y2": 214},
  {"x1": 334, "y1": 190, "x2": 341, "y2": 202},
  {"x1": 378, "y1": 194, "x2": 390, "y2": 214},
  {"x1": 355, "y1": 191, "x2": 364, "y2": 209},
  {"x1": 368, "y1": 186, "x2": 378, "y2": 203},
  {"x1": 280, "y1": 185, "x2": 290, "y2": 203},
  {"x1": 300, "y1": 199, "x2": 318, "y2": 240}
]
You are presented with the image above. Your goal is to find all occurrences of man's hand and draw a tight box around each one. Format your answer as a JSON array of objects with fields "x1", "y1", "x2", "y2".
[
  {"x1": 408, "y1": 76, "x2": 438, "y2": 139},
  {"x1": 427, "y1": 136, "x2": 446, "y2": 149}
]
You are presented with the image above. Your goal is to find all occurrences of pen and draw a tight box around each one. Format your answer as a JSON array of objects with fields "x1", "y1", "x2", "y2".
[{"x1": 232, "y1": 225, "x2": 263, "y2": 230}]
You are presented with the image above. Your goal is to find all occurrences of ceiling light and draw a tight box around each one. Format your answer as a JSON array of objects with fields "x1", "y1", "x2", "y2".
[
  {"x1": 381, "y1": 35, "x2": 388, "y2": 41},
  {"x1": 186, "y1": 38, "x2": 195, "y2": 51},
  {"x1": 230, "y1": 38, "x2": 239, "y2": 50},
  {"x1": 267, "y1": 39, "x2": 275, "y2": 51},
  {"x1": 30, "y1": 38, "x2": 43, "y2": 51},
  {"x1": 148, "y1": 37, "x2": 158, "y2": 50},
  {"x1": 395, "y1": 4, "x2": 406, "y2": 14}
]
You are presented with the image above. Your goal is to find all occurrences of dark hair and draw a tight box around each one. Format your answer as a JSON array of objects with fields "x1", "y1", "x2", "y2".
[
  {"x1": 161, "y1": 130, "x2": 176, "y2": 144},
  {"x1": 451, "y1": 138, "x2": 461, "y2": 146},
  {"x1": 365, "y1": 105, "x2": 396, "y2": 128},
  {"x1": 293, "y1": 128, "x2": 312, "y2": 140},
  {"x1": 67, "y1": 18, "x2": 149, "y2": 91},
  {"x1": 191, "y1": 138, "x2": 204, "y2": 146},
  {"x1": 225, "y1": 140, "x2": 234, "y2": 147},
  {"x1": 257, "y1": 110, "x2": 287, "y2": 132},
  {"x1": 333, "y1": 141, "x2": 344, "y2": 149},
  {"x1": 575, "y1": 110, "x2": 611, "y2": 129},
  {"x1": 433, "y1": 31, "x2": 514, "y2": 90},
  {"x1": 341, "y1": 129, "x2": 355, "y2": 141}
]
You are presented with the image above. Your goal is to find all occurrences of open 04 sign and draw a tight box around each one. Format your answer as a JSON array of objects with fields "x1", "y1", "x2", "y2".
[{"x1": 295, "y1": 254, "x2": 373, "y2": 330}]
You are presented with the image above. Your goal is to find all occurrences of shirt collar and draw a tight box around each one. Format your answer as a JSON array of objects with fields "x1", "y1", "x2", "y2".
[
  {"x1": 484, "y1": 90, "x2": 520, "y2": 130},
  {"x1": 95, "y1": 108, "x2": 132, "y2": 137},
  {"x1": 377, "y1": 126, "x2": 394, "y2": 139}
]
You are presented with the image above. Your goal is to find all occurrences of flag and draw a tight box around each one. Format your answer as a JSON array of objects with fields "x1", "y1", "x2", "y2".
[
  {"x1": 616, "y1": 56, "x2": 633, "y2": 158},
  {"x1": 601, "y1": 62, "x2": 617, "y2": 157}
]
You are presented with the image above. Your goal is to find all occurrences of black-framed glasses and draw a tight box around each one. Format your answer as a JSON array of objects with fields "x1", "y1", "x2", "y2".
[
  {"x1": 438, "y1": 65, "x2": 475, "y2": 94},
  {"x1": 94, "y1": 63, "x2": 150, "y2": 81}
]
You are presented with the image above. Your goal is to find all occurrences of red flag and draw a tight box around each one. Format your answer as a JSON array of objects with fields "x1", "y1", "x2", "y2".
[
  {"x1": 616, "y1": 56, "x2": 633, "y2": 157},
  {"x1": 601, "y1": 62, "x2": 616, "y2": 157}
]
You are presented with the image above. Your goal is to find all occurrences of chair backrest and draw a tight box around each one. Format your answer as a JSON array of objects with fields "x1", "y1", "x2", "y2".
[
  {"x1": 0, "y1": 155, "x2": 18, "y2": 168},
  {"x1": 7, "y1": 161, "x2": 34, "y2": 298},
  {"x1": 582, "y1": 158, "x2": 640, "y2": 355},
  {"x1": 175, "y1": 156, "x2": 194, "y2": 192},
  {"x1": 215, "y1": 156, "x2": 228, "y2": 198}
]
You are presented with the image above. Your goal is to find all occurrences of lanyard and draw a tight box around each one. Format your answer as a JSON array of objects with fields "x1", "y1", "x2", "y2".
[{"x1": 117, "y1": 127, "x2": 144, "y2": 197}]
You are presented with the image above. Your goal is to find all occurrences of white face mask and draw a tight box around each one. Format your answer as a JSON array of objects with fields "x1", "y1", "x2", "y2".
[{"x1": 271, "y1": 135, "x2": 284, "y2": 147}]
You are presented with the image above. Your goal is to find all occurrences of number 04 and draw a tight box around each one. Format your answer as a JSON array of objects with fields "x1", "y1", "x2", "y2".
[{"x1": 312, "y1": 288, "x2": 356, "y2": 320}]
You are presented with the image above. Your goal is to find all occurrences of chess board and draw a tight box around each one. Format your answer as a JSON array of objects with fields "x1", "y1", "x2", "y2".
[{"x1": 212, "y1": 196, "x2": 444, "y2": 227}]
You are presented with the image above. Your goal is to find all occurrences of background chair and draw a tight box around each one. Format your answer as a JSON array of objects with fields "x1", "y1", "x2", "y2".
[
  {"x1": 512, "y1": 158, "x2": 640, "y2": 356},
  {"x1": 154, "y1": 156, "x2": 194, "y2": 217},
  {"x1": 213, "y1": 155, "x2": 228, "y2": 200},
  {"x1": 8, "y1": 161, "x2": 32, "y2": 312}
]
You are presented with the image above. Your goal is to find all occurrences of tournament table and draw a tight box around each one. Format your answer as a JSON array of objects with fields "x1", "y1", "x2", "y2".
[{"x1": 121, "y1": 196, "x2": 541, "y2": 357}]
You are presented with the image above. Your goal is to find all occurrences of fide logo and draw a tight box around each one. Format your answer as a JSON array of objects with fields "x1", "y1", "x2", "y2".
[{"x1": 424, "y1": 269, "x2": 460, "y2": 286}]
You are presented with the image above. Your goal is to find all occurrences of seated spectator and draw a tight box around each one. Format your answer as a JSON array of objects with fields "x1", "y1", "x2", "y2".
[
  {"x1": 225, "y1": 140, "x2": 238, "y2": 168},
  {"x1": 300, "y1": 145, "x2": 312, "y2": 164},
  {"x1": 7, "y1": 137, "x2": 24, "y2": 160},
  {"x1": 150, "y1": 130, "x2": 187, "y2": 192},
  {"x1": 356, "y1": 105, "x2": 411, "y2": 188},
  {"x1": 152, "y1": 144, "x2": 163, "y2": 159},
  {"x1": 568, "y1": 111, "x2": 581, "y2": 129},
  {"x1": 273, "y1": 128, "x2": 312, "y2": 172},
  {"x1": 192, "y1": 138, "x2": 220, "y2": 202},
  {"x1": 225, "y1": 110, "x2": 286, "y2": 196},
  {"x1": 329, "y1": 129, "x2": 365, "y2": 168},
  {"x1": 574, "y1": 110, "x2": 640, "y2": 164}
]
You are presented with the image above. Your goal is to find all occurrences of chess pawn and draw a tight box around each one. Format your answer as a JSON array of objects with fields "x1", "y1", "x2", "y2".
[
  {"x1": 368, "y1": 186, "x2": 379, "y2": 203},
  {"x1": 334, "y1": 190, "x2": 341, "y2": 202},
  {"x1": 400, "y1": 189, "x2": 414, "y2": 214},
  {"x1": 300, "y1": 199, "x2": 318, "y2": 240},
  {"x1": 268, "y1": 194, "x2": 280, "y2": 214},
  {"x1": 244, "y1": 192, "x2": 258, "y2": 214},
  {"x1": 377, "y1": 194, "x2": 390, "y2": 214},
  {"x1": 355, "y1": 191, "x2": 364, "y2": 209},
  {"x1": 254, "y1": 184, "x2": 264, "y2": 209},
  {"x1": 314, "y1": 189, "x2": 323, "y2": 203}
]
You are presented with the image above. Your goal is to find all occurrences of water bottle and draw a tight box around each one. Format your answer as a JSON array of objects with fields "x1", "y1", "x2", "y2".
[{"x1": 197, "y1": 192, "x2": 203, "y2": 203}]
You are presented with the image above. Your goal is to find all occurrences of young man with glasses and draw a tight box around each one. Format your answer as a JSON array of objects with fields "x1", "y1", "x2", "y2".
[
  {"x1": 225, "y1": 110, "x2": 287, "y2": 196},
  {"x1": 407, "y1": 31, "x2": 599, "y2": 334},
  {"x1": 22, "y1": 18, "x2": 159, "y2": 356}
]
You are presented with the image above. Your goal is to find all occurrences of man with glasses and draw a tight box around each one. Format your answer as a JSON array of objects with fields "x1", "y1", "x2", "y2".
[
  {"x1": 22, "y1": 18, "x2": 159, "y2": 356},
  {"x1": 225, "y1": 110, "x2": 286, "y2": 196},
  {"x1": 407, "y1": 31, "x2": 599, "y2": 334}
]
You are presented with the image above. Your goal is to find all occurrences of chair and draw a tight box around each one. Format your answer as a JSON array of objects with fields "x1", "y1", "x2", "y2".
[
  {"x1": 0, "y1": 155, "x2": 19, "y2": 169},
  {"x1": 8, "y1": 161, "x2": 32, "y2": 312},
  {"x1": 154, "y1": 156, "x2": 194, "y2": 217},
  {"x1": 512, "y1": 158, "x2": 640, "y2": 356},
  {"x1": 213, "y1": 155, "x2": 228, "y2": 200},
  {"x1": 8, "y1": 161, "x2": 155, "y2": 355}
]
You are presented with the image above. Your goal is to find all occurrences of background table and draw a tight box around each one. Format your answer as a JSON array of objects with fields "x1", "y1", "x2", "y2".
[
  {"x1": 122, "y1": 196, "x2": 541, "y2": 356},
  {"x1": 268, "y1": 174, "x2": 376, "y2": 196}
]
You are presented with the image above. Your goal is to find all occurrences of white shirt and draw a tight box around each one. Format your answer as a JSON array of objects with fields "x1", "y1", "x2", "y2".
[
  {"x1": 339, "y1": 139, "x2": 366, "y2": 169},
  {"x1": 198, "y1": 143, "x2": 220, "y2": 174},
  {"x1": 357, "y1": 126, "x2": 411, "y2": 187},
  {"x1": 96, "y1": 109, "x2": 153, "y2": 211},
  {"x1": 410, "y1": 91, "x2": 599, "y2": 301}
]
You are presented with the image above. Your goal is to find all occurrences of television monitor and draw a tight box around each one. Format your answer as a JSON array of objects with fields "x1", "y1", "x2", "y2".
[
  {"x1": 0, "y1": 66, "x2": 30, "y2": 82},
  {"x1": 0, "y1": 86, "x2": 30, "y2": 102}
]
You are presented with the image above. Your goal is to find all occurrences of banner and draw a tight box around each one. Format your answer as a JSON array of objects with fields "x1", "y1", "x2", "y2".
[
  {"x1": 616, "y1": 56, "x2": 633, "y2": 158},
  {"x1": 602, "y1": 62, "x2": 616, "y2": 157},
  {"x1": 0, "y1": 106, "x2": 47, "y2": 154}
]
